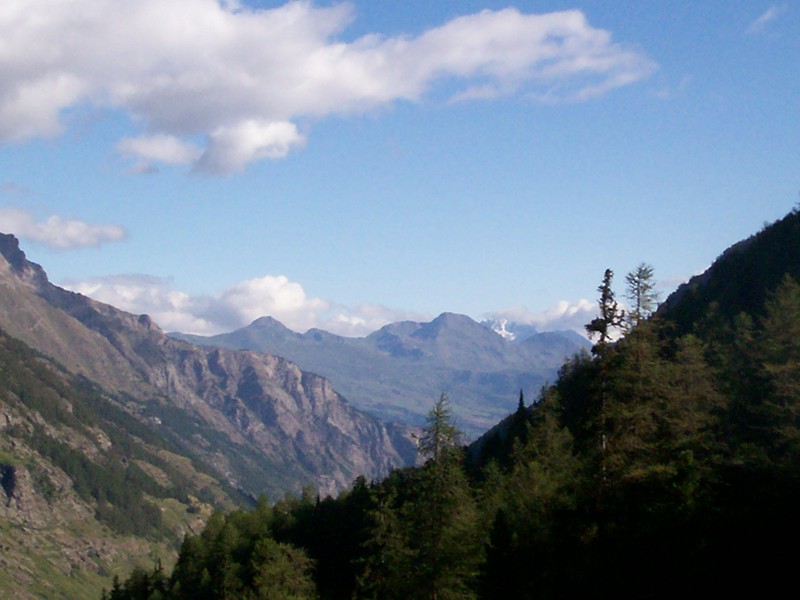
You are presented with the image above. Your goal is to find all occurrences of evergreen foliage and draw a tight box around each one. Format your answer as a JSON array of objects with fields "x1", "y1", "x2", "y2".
[
  {"x1": 625, "y1": 262, "x2": 659, "y2": 330},
  {"x1": 585, "y1": 268, "x2": 625, "y2": 354}
]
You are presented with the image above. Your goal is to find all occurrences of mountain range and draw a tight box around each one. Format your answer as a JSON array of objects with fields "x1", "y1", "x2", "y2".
[
  {"x1": 172, "y1": 314, "x2": 590, "y2": 438},
  {"x1": 0, "y1": 231, "x2": 586, "y2": 597},
  {"x1": 0, "y1": 233, "x2": 418, "y2": 499},
  {"x1": 0, "y1": 233, "x2": 428, "y2": 597}
]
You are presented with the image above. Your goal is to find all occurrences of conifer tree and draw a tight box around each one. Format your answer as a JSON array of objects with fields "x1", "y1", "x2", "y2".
[
  {"x1": 250, "y1": 538, "x2": 316, "y2": 599},
  {"x1": 584, "y1": 269, "x2": 624, "y2": 489},
  {"x1": 756, "y1": 274, "x2": 800, "y2": 461},
  {"x1": 412, "y1": 394, "x2": 482, "y2": 599},
  {"x1": 356, "y1": 395, "x2": 482, "y2": 599},
  {"x1": 356, "y1": 485, "x2": 412, "y2": 600},
  {"x1": 625, "y1": 262, "x2": 659, "y2": 330},
  {"x1": 418, "y1": 393, "x2": 462, "y2": 463},
  {"x1": 586, "y1": 269, "x2": 625, "y2": 355},
  {"x1": 481, "y1": 388, "x2": 580, "y2": 598},
  {"x1": 623, "y1": 263, "x2": 661, "y2": 377}
]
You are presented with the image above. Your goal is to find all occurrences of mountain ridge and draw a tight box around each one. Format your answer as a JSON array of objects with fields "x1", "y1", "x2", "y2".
[
  {"x1": 172, "y1": 309, "x2": 590, "y2": 437},
  {"x1": 658, "y1": 209, "x2": 800, "y2": 331}
]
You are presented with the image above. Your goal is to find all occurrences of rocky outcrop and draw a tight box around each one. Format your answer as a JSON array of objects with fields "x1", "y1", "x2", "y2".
[
  {"x1": 0, "y1": 234, "x2": 412, "y2": 499},
  {"x1": 0, "y1": 436, "x2": 160, "y2": 600}
]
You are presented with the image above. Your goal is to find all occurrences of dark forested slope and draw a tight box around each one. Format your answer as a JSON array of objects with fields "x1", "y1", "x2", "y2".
[
  {"x1": 108, "y1": 210, "x2": 800, "y2": 599},
  {"x1": 658, "y1": 208, "x2": 800, "y2": 332}
]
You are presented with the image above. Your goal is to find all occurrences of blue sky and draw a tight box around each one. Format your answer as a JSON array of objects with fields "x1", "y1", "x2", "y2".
[{"x1": 0, "y1": 1, "x2": 797, "y2": 336}]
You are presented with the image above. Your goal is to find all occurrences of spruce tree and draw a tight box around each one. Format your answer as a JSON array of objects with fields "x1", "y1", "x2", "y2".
[
  {"x1": 356, "y1": 485, "x2": 412, "y2": 600},
  {"x1": 418, "y1": 393, "x2": 462, "y2": 463}
]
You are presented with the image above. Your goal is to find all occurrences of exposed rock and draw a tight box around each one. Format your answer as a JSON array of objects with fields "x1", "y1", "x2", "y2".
[{"x1": 0, "y1": 234, "x2": 412, "y2": 499}]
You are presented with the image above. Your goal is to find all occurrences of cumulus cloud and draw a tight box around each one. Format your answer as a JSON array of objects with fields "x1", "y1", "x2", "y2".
[
  {"x1": 62, "y1": 269, "x2": 610, "y2": 340},
  {"x1": 0, "y1": 207, "x2": 127, "y2": 249},
  {"x1": 65, "y1": 274, "x2": 216, "y2": 334},
  {"x1": 62, "y1": 272, "x2": 421, "y2": 337},
  {"x1": 196, "y1": 120, "x2": 306, "y2": 175},
  {"x1": 745, "y1": 5, "x2": 786, "y2": 35},
  {"x1": 0, "y1": 1, "x2": 656, "y2": 174},
  {"x1": 484, "y1": 299, "x2": 597, "y2": 337},
  {"x1": 213, "y1": 275, "x2": 329, "y2": 332}
]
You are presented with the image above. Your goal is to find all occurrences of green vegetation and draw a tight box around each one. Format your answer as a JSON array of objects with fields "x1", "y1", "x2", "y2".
[
  {"x1": 0, "y1": 329, "x2": 229, "y2": 541},
  {"x1": 0, "y1": 325, "x2": 242, "y2": 599}
]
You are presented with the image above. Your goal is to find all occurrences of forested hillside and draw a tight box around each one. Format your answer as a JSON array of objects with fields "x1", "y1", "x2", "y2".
[
  {"x1": 659, "y1": 207, "x2": 800, "y2": 332},
  {"x1": 107, "y1": 210, "x2": 800, "y2": 599}
]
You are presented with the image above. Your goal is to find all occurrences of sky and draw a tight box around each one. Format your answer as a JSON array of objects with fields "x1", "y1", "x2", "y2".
[{"x1": 0, "y1": 1, "x2": 798, "y2": 337}]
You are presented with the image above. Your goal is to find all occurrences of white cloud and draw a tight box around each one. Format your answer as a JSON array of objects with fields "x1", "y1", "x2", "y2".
[
  {"x1": 745, "y1": 5, "x2": 786, "y2": 35},
  {"x1": 62, "y1": 272, "x2": 421, "y2": 337},
  {"x1": 117, "y1": 134, "x2": 203, "y2": 169},
  {"x1": 61, "y1": 271, "x2": 612, "y2": 340},
  {"x1": 64, "y1": 275, "x2": 217, "y2": 334},
  {"x1": 213, "y1": 275, "x2": 329, "y2": 332},
  {"x1": 323, "y1": 303, "x2": 427, "y2": 335},
  {"x1": 484, "y1": 299, "x2": 597, "y2": 337},
  {"x1": 196, "y1": 120, "x2": 306, "y2": 175},
  {"x1": 0, "y1": 1, "x2": 656, "y2": 174},
  {"x1": 0, "y1": 207, "x2": 127, "y2": 249}
]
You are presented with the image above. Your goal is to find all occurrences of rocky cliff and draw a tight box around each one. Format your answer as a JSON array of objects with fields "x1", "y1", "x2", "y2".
[{"x1": 0, "y1": 234, "x2": 415, "y2": 500}]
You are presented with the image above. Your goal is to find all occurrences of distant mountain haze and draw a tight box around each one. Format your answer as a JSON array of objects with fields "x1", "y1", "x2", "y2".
[{"x1": 172, "y1": 311, "x2": 590, "y2": 438}]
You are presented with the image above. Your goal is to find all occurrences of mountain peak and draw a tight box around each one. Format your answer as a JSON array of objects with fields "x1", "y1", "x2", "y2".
[
  {"x1": 412, "y1": 313, "x2": 483, "y2": 341},
  {"x1": 432, "y1": 312, "x2": 475, "y2": 325},
  {"x1": 237, "y1": 316, "x2": 302, "y2": 344},
  {"x1": 0, "y1": 233, "x2": 49, "y2": 287},
  {"x1": 250, "y1": 316, "x2": 291, "y2": 330}
]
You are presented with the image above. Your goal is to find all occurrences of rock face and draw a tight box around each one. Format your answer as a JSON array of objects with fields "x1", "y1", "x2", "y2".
[{"x1": 0, "y1": 234, "x2": 414, "y2": 500}]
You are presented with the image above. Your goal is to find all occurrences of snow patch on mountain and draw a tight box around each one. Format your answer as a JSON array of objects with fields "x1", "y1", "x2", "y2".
[{"x1": 480, "y1": 318, "x2": 539, "y2": 342}]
